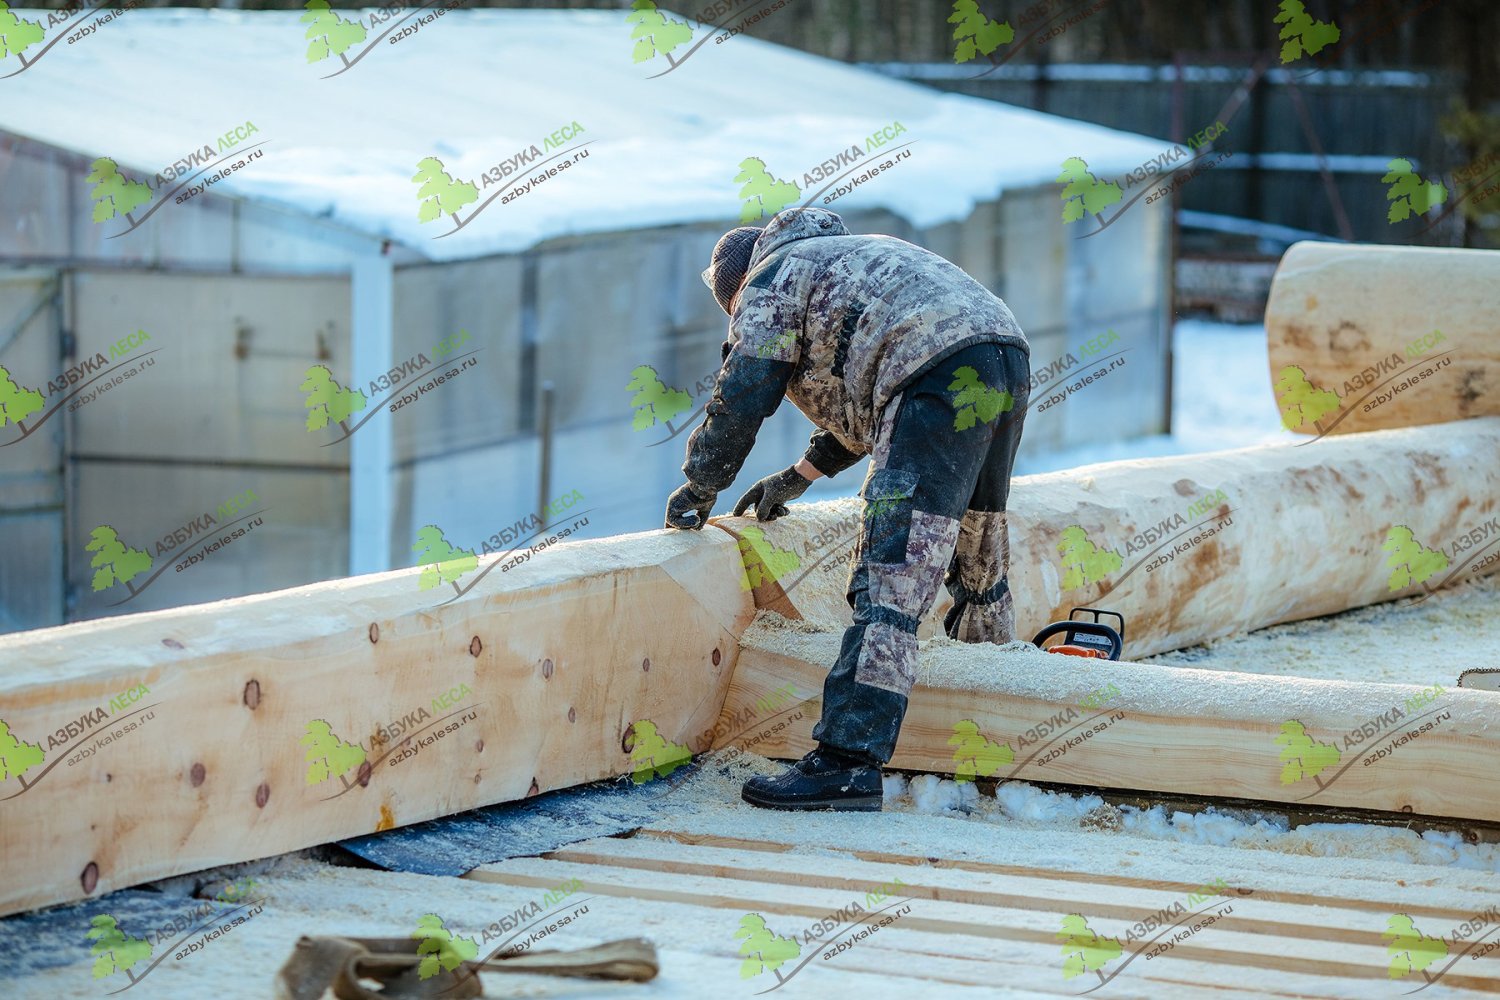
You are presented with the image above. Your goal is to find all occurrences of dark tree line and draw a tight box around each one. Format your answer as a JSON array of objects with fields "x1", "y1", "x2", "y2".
[{"x1": 35, "y1": 2, "x2": 1494, "y2": 104}]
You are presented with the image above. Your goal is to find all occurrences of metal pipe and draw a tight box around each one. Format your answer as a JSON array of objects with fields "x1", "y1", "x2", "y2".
[{"x1": 537, "y1": 380, "x2": 554, "y2": 520}]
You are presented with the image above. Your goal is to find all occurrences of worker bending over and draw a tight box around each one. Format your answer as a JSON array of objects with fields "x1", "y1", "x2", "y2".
[{"x1": 664, "y1": 207, "x2": 1030, "y2": 811}]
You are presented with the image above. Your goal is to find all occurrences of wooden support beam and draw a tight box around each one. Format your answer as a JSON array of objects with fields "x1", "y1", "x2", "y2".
[
  {"x1": 0, "y1": 529, "x2": 754, "y2": 918},
  {"x1": 1266, "y1": 241, "x2": 1500, "y2": 436},
  {"x1": 722, "y1": 617, "x2": 1500, "y2": 824},
  {"x1": 714, "y1": 417, "x2": 1500, "y2": 659}
]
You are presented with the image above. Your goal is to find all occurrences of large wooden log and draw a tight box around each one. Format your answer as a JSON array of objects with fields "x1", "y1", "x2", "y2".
[
  {"x1": 1265, "y1": 241, "x2": 1500, "y2": 436},
  {"x1": 0, "y1": 529, "x2": 753, "y2": 918},
  {"x1": 721, "y1": 617, "x2": 1500, "y2": 823},
  {"x1": 714, "y1": 417, "x2": 1500, "y2": 659}
]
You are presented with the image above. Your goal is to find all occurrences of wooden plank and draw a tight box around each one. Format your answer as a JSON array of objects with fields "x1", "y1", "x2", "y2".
[
  {"x1": 712, "y1": 416, "x2": 1500, "y2": 659},
  {"x1": 471, "y1": 863, "x2": 1290, "y2": 1000},
  {"x1": 540, "y1": 838, "x2": 1379, "y2": 947},
  {"x1": 721, "y1": 624, "x2": 1500, "y2": 823},
  {"x1": 1266, "y1": 241, "x2": 1500, "y2": 436},
  {"x1": 467, "y1": 852, "x2": 1497, "y2": 995},
  {"x1": 633, "y1": 828, "x2": 1484, "y2": 923},
  {"x1": 571, "y1": 833, "x2": 1489, "y2": 931},
  {"x1": 0, "y1": 529, "x2": 754, "y2": 917}
]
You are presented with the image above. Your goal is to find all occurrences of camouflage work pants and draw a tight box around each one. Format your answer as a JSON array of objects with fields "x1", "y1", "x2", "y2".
[{"x1": 811, "y1": 341, "x2": 1029, "y2": 765}]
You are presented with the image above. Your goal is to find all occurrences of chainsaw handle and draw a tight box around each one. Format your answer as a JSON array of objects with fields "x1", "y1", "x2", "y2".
[{"x1": 1031, "y1": 620, "x2": 1124, "y2": 661}]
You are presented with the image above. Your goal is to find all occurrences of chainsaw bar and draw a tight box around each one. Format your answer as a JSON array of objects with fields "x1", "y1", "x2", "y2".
[{"x1": 1458, "y1": 669, "x2": 1500, "y2": 691}]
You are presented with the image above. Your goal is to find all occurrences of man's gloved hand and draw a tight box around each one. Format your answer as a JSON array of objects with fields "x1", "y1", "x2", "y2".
[
  {"x1": 665, "y1": 482, "x2": 718, "y2": 530},
  {"x1": 733, "y1": 465, "x2": 812, "y2": 521}
]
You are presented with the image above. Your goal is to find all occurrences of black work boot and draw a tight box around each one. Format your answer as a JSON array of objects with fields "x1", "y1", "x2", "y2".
[{"x1": 741, "y1": 745, "x2": 883, "y2": 811}]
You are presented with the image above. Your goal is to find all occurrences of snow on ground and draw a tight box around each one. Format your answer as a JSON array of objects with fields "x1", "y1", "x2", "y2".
[
  {"x1": 1016, "y1": 318, "x2": 1285, "y2": 475},
  {"x1": 882, "y1": 769, "x2": 1500, "y2": 873}
]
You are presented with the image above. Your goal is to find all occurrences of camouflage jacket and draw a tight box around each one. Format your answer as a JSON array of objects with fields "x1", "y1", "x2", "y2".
[{"x1": 683, "y1": 207, "x2": 1029, "y2": 492}]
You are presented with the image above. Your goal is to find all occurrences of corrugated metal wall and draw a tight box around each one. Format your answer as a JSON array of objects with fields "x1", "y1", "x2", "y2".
[{"x1": 876, "y1": 64, "x2": 1458, "y2": 245}]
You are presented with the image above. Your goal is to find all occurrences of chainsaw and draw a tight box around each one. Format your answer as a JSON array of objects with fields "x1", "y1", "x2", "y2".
[
  {"x1": 1031, "y1": 607, "x2": 1125, "y2": 661},
  {"x1": 1032, "y1": 611, "x2": 1490, "y2": 684},
  {"x1": 1458, "y1": 669, "x2": 1500, "y2": 691}
]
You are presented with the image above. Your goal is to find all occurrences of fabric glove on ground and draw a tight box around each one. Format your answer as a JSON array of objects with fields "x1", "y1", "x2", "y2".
[
  {"x1": 733, "y1": 465, "x2": 812, "y2": 521},
  {"x1": 665, "y1": 482, "x2": 718, "y2": 530}
]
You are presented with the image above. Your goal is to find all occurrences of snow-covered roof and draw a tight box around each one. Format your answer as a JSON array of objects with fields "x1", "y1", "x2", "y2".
[{"x1": 1, "y1": 7, "x2": 1167, "y2": 261}]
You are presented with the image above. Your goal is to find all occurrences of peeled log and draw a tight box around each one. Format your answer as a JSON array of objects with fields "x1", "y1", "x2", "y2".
[
  {"x1": 715, "y1": 417, "x2": 1500, "y2": 660},
  {"x1": 1265, "y1": 241, "x2": 1500, "y2": 436},
  {"x1": 0, "y1": 529, "x2": 752, "y2": 918},
  {"x1": 722, "y1": 618, "x2": 1500, "y2": 824}
]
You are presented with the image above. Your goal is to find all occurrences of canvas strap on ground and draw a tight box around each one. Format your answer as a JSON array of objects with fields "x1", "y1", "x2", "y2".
[{"x1": 274, "y1": 934, "x2": 658, "y2": 999}]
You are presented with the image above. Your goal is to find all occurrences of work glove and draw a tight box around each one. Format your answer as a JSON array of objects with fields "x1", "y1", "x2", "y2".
[
  {"x1": 665, "y1": 482, "x2": 718, "y2": 530},
  {"x1": 733, "y1": 465, "x2": 811, "y2": 521}
]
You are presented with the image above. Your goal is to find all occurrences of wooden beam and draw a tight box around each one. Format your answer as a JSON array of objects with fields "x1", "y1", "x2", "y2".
[
  {"x1": 722, "y1": 619, "x2": 1500, "y2": 824},
  {"x1": 1266, "y1": 241, "x2": 1500, "y2": 436},
  {"x1": 0, "y1": 529, "x2": 754, "y2": 917},
  {"x1": 713, "y1": 417, "x2": 1500, "y2": 659},
  {"x1": 466, "y1": 836, "x2": 1500, "y2": 995}
]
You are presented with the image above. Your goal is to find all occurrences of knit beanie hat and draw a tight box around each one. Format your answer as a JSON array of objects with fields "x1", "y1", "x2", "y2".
[{"x1": 704, "y1": 226, "x2": 761, "y2": 314}]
